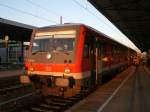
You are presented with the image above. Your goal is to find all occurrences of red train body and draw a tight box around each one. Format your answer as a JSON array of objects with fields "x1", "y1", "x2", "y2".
[{"x1": 20, "y1": 24, "x2": 135, "y2": 97}]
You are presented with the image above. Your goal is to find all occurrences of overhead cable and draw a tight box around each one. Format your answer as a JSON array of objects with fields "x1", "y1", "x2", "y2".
[
  {"x1": 25, "y1": 0, "x2": 73, "y2": 22},
  {"x1": 0, "y1": 3, "x2": 58, "y2": 24}
]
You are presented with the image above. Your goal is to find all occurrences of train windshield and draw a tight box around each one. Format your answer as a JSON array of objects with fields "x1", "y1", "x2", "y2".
[{"x1": 32, "y1": 30, "x2": 76, "y2": 54}]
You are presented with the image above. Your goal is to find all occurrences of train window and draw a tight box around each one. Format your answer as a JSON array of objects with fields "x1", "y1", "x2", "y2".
[
  {"x1": 32, "y1": 34, "x2": 75, "y2": 53},
  {"x1": 53, "y1": 36, "x2": 75, "y2": 52},
  {"x1": 32, "y1": 37, "x2": 51, "y2": 53},
  {"x1": 83, "y1": 34, "x2": 91, "y2": 58},
  {"x1": 98, "y1": 47, "x2": 101, "y2": 57},
  {"x1": 83, "y1": 44, "x2": 89, "y2": 58}
]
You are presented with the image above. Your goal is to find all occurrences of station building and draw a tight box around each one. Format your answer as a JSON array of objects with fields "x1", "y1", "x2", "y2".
[{"x1": 0, "y1": 18, "x2": 36, "y2": 68}]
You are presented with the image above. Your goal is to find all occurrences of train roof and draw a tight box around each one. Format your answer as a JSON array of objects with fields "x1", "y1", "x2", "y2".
[
  {"x1": 37, "y1": 23, "x2": 83, "y2": 30},
  {"x1": 36, "y1": 23, "x2": 133, "y2": 50}
]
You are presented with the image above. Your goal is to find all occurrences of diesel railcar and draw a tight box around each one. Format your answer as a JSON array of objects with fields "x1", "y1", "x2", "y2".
[{"x1": 20, "y1": 24, "x2": 135, "y2": 97}]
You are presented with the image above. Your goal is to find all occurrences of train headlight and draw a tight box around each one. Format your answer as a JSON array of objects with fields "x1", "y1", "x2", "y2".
[
  {"x1": 29, "y1": 67, "x2": 34, "y2": 72},
  {"x1": 46, "y1": 53, "x2": 52, "y2": 59},
  {"x1": 64, "y1": 68, "x2": 71, "y2": 74}
]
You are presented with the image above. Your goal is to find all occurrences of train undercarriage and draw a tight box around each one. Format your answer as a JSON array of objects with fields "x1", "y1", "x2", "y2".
[{"x1": 21, "y1": 74, "x2": 92, "y2": 97}]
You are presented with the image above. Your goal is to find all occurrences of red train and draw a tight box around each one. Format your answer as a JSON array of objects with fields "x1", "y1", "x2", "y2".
[{"x1": 20, "y1": 24, "x2": 135, "y2": 97}]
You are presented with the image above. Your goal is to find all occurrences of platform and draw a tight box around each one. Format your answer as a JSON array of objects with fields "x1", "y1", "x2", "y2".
[
  {"x1": 66, "y1": 65, "x2": 150, "y2": 112},
  {"x1": 0, "y1": 69, "x2": 21, "y2": 78}
]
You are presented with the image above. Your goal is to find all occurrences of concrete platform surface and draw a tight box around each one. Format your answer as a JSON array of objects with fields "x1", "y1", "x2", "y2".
[
  {"x1": 101, "y1": 65, "x2": 150, "y2": 112},
  {"x1": 0, "y1": 69, "x2": 21, "y2": 78},
  {"x1": 66, "y1": 65, "x2": 150, "y2": 112}
]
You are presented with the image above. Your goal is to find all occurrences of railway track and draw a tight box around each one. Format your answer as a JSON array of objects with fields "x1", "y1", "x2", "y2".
[
  {"x1": 0, "y1": 76, "x2": 36, "y2": 112},
  {"x1": 0, "y1": 75, "x2": 92, "y2": 112},
  {"x1": 0, "y1": 84, "x2": 32, "y2": 96},
  {"x1": 0, "y1": 74, "x2": 122, "y2": 112},
  {"x1": 0, "y1": 84, "x2": 35, "y2": 108},
  {"x1": 0, "y1": 90, "x2": 41, "y2": 112},
  {"x1": 0, "y1": 76, "x2": 20, "y2": 89},
  {"x1": 0, "y1": 81, "x2": 123, "y2": 112},
  {"x1": 0, "y1": 75, "x2": 33, "y2": 99},
  {"x1": 0, "y1": 87, "x2": 92, "y2": 112},
  {"x1": 0, "y1": 77, "x2": 122, "y2": 112},
  {"x1": 21, "y1": 89, "x2": 92, "y2": 112}
]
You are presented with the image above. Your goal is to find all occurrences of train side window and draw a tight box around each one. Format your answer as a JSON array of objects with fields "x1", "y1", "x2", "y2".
[
  {"x1": 83, "y1": 44, "x2": 89, "y2": 58},
  {"x1": 83, "y1": 34, "x2": 90, "y2": 58},
  {"x1": 83, "y1": 33, "x2": 93, "y2": 58}
]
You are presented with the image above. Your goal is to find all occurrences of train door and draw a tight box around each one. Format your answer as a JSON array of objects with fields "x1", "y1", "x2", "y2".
[
  {"x1": 83, "y1": 34, "x2": 96, "y2": 88},
  {"x1": 89, "y1": 39, "x2": 96, "y2": 87},
  {"x1": 95, "y1": 38, "x2": 103, "y2": 85},
  {"x1": 83, "y1": 34, "x2": 100, "y2": 88},
  {"x1": 86, "y1": 35, "x2": 97, "y2": 87},
  {"x1": 90, "y1": 37, "x2": 103, "y2": 86},
  {"x1": 97, "y1": 43, "x2": 103, "y2": 84},
  {"x1": 95, "y1": 38, "x2": 101, "y2": 85}
]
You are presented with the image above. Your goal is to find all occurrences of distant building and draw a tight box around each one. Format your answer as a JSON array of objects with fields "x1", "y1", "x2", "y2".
[{"x1": 0, "y1": 18, "x2": 36, "y2": 65}]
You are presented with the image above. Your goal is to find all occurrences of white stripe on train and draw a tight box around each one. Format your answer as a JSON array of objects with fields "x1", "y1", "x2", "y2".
[{"x1": 27, "y1": 71, "x2": 91, "y2": 79}]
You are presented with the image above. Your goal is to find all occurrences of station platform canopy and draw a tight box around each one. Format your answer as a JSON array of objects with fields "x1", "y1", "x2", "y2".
[
  {"x1": 0, "y1": 18, "x2": 36, "y2": 65},
  {"x1": 88, "y1": 0, "x2": 150, "y2": 52},
  {"x1": 0, "y1": 18, "x2": 36, "y2": 42}
]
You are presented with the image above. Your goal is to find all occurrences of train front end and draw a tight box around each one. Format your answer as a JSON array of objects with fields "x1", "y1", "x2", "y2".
[{"x1": 20, "y1": 25, "x2": 83, "y2": 97}]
